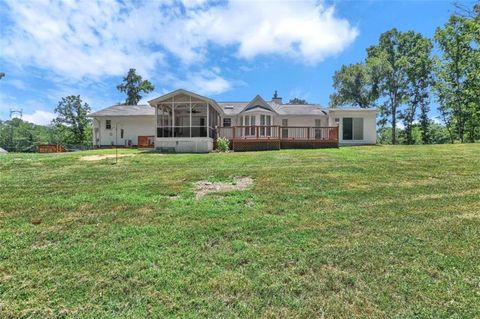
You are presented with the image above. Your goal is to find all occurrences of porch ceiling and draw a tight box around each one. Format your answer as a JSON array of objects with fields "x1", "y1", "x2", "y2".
[{"x1": 148, "y1": 89, "x2": 224, "y2": 115}]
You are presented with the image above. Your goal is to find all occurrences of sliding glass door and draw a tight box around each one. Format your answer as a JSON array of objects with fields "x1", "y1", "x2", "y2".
[{"x1": 342, "y1": 118, "x2": 364, "y2": 141}]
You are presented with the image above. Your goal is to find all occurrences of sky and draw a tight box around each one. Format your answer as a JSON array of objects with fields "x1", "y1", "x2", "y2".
[{"x1": 0, "y1": 0, "x2": 469, "y2": 125}]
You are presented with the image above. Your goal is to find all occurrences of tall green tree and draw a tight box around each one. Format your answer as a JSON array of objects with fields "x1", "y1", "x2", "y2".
[
  {"x1": 52, "y1": 95, "x2": 91, "y2": 145},
  {"x1": 329, "y1": 63, "x2": 379, "y2": 109},
  {"x1": 288, "y1": 98, "x2": 308, "y2": 104},
  {"x1": 366, "y1": 29, "x2": 410, "y2": 145},
  {"x1": 399, "y1": 32, "x2": 433, "y2": 144},
  {"x1": 117, "y1": 68, "x2": 155, "y2": 105},
  {"x1": 434, "y1": 14, "x2": 479, "y2": 142}
]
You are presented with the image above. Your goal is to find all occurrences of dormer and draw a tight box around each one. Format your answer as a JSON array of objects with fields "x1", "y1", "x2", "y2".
[{"x1": 240, "y1": 95, "x2": 277, "y2": 114}]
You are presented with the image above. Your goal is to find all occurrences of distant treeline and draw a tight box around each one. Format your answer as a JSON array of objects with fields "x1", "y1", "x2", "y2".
[{"x1": 0, "y1": 117, "x2": 92, "y2": 152}]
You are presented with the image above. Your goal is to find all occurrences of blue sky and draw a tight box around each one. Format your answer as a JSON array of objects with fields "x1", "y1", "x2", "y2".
[{"x1": 0, "y1": 0, "x2": 466, "y2": 125}]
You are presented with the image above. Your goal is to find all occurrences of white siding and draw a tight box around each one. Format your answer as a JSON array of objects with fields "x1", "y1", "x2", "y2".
[
  {"x1": 92, "y1": 116, "x2": 155, "y2": 146},
  {"x1": 329, "y1": 110, "x2": 377, "y2": 145}
]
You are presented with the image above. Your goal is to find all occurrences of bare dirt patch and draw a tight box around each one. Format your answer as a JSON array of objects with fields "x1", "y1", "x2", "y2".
[
  {"x1": 194, "y1": 177, "x2": 253, "y2": 199},
  {"x1": 80, "y1": 154, "x2": 134, "y2": 161}
]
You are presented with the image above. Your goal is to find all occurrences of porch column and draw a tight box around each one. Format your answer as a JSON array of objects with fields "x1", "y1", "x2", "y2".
[
  {"x1": 155, "y1": 104, "x2": 158, "y2": 138},
  {"x1": 206, "y1": 103, "x2": 210, "y2": 138},
  {"x1": 172, "y1": 96, "x2": 175, "y2": 138}
]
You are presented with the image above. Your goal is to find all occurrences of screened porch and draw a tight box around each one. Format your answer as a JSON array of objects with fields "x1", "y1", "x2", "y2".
[{"x1": 152, "y1": 92, "x2": 221, "y2": 139}]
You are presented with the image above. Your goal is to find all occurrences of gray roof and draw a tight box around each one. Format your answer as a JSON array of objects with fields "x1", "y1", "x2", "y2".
[
  {"x1": 87, "y1": 104, "x2": 154, "y2": 117},
  {"x1": 89, "y1": 101, "x2": 330, "y2": 117},
  {"x1": 272, "y1": 104, "x2": 328, "y2": 116},
  {"x1": 218, "y1": 102, "x2": 328, "y2": 116}
]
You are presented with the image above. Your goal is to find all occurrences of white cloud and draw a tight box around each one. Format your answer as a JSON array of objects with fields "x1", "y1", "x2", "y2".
[
  {"x1": 23, "y1": 110, "x2": 56, "y2": 125},
  {"x1": 163, "y1": 69, "x2": 235, "y2": 95},
  {"x1": 1, "y1": 0, "x2": 357, "y2": 81},
  {"x1": 188, "y1": 1, "x2": 358, "y2": 63}
]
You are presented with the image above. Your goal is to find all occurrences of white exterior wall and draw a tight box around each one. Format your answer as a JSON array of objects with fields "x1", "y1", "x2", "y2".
[
  {"x1": 155, "y1": 138, "x2": 213, "y2": 153},
  {"x1": 329, "y1": 110, "x2": 377, "y2": 145},
  {"x1": 92, "y1": 116, "x2": 155, "y2": 147}
]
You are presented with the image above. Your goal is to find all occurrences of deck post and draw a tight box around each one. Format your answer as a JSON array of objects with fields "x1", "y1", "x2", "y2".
[
  {"x1": 307, "y1": 127, "x2": 310, "y2": 140},
  {"x1": 155, "y1": 103, "x2": 158, "y2": 138},
  {"x1": 206, "y1": 103, "x2": 210, "y2": 138}
]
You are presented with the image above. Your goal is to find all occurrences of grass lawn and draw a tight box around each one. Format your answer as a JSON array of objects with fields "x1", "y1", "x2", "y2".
[{"x1": 1, "y1": 144, "x2": 479, "y2": 318}]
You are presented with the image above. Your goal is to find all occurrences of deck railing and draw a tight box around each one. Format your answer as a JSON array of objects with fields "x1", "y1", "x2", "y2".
[{"x1": 216, "y1": 126, "x2": 339, "y2": 141}]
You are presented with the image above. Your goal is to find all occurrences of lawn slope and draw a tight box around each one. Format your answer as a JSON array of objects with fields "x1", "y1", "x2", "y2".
[{"x1": 1, "y1": 145, "x2": 479, "y2": 318}]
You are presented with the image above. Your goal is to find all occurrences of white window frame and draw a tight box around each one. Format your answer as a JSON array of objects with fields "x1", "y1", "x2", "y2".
[{"x1": 223, "y1": 118, "x2": 232, "y2": 127}]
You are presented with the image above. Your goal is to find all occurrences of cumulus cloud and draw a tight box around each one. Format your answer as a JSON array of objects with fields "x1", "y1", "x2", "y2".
[
  {"x1": 1, "y1": 0, "x2": 357, "y2": 82},
  {"x1": 23, "y1": 110, "x2": 56, "y2": 125},
  {"x1": 165, "y1": 69, "x2": 235, "y2": 95}
]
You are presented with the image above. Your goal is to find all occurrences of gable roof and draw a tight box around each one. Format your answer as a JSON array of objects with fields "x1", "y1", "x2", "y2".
[
  {"x1": 240, "y1": 95, "x2": 277, "y2": 114},
  {"x1": 147, "y1": 88, "x2": 224, "y2": 114},
  {"x1": 87, "y1": 90, "x2": 345, "y2": 118},
  {"x1": 87, "y1": 104, "x2": 154, "y2": 117}
]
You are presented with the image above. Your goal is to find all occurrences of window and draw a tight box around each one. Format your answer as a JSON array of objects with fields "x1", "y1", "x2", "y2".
[
  {"x1": 243, "y1": 115, "x2": 255, "y2": 135},
  {"x1": 106, "y1": 119, "x2": 111, "y2": 130},
  {"x1": 120, "y1": 129, "x2": 124, "y2": 139},
  {"x1": 260, "y1": 115, "x2": 271, "y2": 136},
  {"x1": 342, "y1": 117, "x2": 364, "y2": 140},
  {"x1": 223, "y1": 118, "x2": 232, "y2": 127},
  {"x1": 282, "y1": 119, "x2": 288, "y2": 138}
]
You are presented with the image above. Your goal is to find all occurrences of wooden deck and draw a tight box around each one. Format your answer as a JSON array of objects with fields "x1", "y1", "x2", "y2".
[{"x1": 216, "y1": 126, "x2": 339, "y2": 151}]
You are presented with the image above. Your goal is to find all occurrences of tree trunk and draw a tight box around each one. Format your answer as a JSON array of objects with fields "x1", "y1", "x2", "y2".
[{"x1": 392, "y1": 103, "x2": 397, "y2": 145}]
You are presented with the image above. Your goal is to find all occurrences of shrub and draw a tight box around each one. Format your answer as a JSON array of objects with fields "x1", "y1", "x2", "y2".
[{"x1": 216, "y1": 137, "x2": 230, "y2": 152}]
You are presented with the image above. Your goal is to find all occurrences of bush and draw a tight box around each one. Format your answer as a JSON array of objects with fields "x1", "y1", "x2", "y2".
[{"x1": 216, "y1": 137, "x2": 230, "y2": 152}]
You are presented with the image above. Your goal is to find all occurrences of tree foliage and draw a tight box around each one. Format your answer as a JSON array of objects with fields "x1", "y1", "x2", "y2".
[
  {"x1": 0, "y1": 118, "x2": 58, "y2": 151},
  {"x1": 399, "y1": 32, "x2": 433, "y2": 144},
  {"x1": 117, "y1": 68, "x2": 155, "y2": 105},
  {"x1": 288, "y1": 98, "x2": 308, "y2": 104},
  {"x1": 329, "y1": 63, "x2": 379, "y2": 109},
  {"x1": 52, "y1": 95, "x2": 92, "y2": 145},
  {"x1": 434, "y1": 14, "x2": 480, "y2": 143}
]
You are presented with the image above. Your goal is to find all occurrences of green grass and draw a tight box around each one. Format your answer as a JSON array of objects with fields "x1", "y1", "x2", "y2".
[{"x1": 1, "y1": 145, "x2": 479, "y2": 318}]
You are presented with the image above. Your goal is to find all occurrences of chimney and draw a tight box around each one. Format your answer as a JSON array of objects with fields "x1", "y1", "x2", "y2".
[{"x1": 271, "y1": 90, "x2": 282, "y2": 104}]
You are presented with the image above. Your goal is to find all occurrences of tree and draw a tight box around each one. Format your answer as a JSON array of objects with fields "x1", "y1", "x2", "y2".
[
  {"x1": 399, "y1": 32, "x2": 433, "y2": 144},
  {"x1": 288, "y1": 98, "x2": 308, "y2": 104},
  {"x1": 52, "y1": 95, "x2": 91, "y2": 145},
  {"x1": 0, "y1": 118, "x2": 57, "y2": 151},
  {"x1": 117, "y1": 68, "x2": 154, "y2": 105},
  {"x1": 434, "y1": 14, "x2": 479, "y2": 143},
  {"x1": 0, "y1": 72, "x2": 5, "y2": 80},
  {"x1": 329, "y1": 63, "x2": 379, "y2": 109},
  {"x1": 366, "y1": 29, "x2": 410, "y2": 145}
]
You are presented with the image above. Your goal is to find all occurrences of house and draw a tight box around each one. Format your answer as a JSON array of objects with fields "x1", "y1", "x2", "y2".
[{"x1": 87, "y1": 89, "x2": 376, "y2": 152}]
